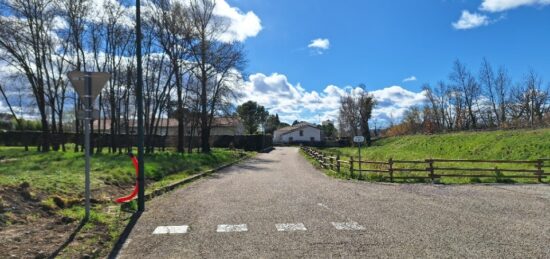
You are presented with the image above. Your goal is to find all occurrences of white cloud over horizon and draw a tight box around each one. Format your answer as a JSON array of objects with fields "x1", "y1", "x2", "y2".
[
  {"x1": 452, "y1": 10, "x2": 490, "y2": 30},
  {"x1": 480, "y1": 0, "x2": 550, "y2": 12},
  {"x1": 237, "y1": 73, "x2": 427, "y2": 126}
]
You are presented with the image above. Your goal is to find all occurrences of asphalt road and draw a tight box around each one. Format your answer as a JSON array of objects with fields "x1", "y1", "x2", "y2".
[{"x1": 118, "y1": 147, "x2": 550, "y2": 258}]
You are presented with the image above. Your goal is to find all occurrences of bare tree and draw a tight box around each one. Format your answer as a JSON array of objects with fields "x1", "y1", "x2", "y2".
[
  {"x1": 147, "y1": 0, "x2": 191, "y2": 153},
  {"x1": 357, "y1": 86, "x2": 375, "y2": 146},
  {"x1": 338, "y1": 87, "x2": 375, "y2": 146},
  {"x1": 0, "y1": 0, "x2": 68, "y2": 151},
  {"x1": 185, "y1": 0, "x2": 246, "y2": 153},
  {"x1": 450, "y1": 59, "x2": 480, "y2": 129}
]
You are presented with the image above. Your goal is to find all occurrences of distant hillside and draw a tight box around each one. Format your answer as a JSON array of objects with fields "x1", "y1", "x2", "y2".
[{"x1": 326, "y1": 129, "x2": 550, "y2": 161}]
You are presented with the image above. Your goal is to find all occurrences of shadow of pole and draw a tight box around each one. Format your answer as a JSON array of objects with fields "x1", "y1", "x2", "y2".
[
  {"x1": 47, "y1": 218, "x2": 87, "y2": 259},
  {"x1": 107, "y1": 211, "x2": 143, "y2": 259}
]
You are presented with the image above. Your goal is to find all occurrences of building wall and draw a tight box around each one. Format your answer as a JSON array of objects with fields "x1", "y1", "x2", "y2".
[
  {"x1": 275, "y1": 126, "x2": 321, "y2": 143},
  {"x1": 164, "y1": 124, "x2": 245, "y2": 136}
]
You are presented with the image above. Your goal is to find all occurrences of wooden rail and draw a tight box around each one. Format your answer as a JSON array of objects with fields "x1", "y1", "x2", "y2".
[{"x1": 300, "y1": 146, "x2": 548, "y2": 183}]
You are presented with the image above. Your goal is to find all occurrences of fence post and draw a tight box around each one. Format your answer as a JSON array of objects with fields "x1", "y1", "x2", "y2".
[
  {"x1": 336, "y1": 154, "x2": 341, "y2": 174},
  {"x1": 350, "y1": 157, "x2": 354, "y2": 179},
  {"x1": 536, "y1": 159, "x2": 543, "y2": 183},
  {"x1": 494, "y1": 166, "x2": 500, "y2": 182},
  {"x1": 426, "y1": 159, "x2": 434, "y2": 183},
  {"x1": 388, "y1": 158, "x2": 394, "y2": 183},
  {"x1": 329, "y1": 156, "x2": 334, "y2": 170}
]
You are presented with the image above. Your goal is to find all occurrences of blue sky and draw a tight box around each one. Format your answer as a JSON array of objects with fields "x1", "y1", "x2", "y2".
[
  {"x1": 1, "y1": 0, "x2": 549, "y2": 125},
  {"x1": 230, "y1": 0, "x2": 550, "y2": 125}
]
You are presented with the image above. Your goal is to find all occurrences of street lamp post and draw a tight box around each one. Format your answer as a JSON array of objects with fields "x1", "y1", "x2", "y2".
[{"x1": 135, "y1": 0, "x2": 145, "y2": 212}]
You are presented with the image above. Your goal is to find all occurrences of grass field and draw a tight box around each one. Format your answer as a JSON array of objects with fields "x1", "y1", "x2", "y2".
[
  {"x1": 0, "y1": 146, "x2": 251, "y2": 258},
  {"x1": 308, "y1": 128, "x2": 550, "y2": 184}
]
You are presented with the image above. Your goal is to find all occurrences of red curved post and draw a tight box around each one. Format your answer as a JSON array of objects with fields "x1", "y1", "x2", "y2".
[{"x1": 115, "y1": 153, "x2": 139, "y2": 203}]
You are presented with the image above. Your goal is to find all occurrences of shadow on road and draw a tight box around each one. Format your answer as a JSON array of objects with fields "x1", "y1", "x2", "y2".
[{"x1": 107, "y1": 211, "x2": 143, "y2": 259}]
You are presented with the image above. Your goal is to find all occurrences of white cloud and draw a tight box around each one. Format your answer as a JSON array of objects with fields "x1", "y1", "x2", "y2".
[
  {"x1": 402, "y1": 76, "x2": 417, "y2": 82},
  {"x1": 307, "y1": 38, "x2": 330, "y2": 54},
  {"x1": 370, "y1": 86, "x2": 428, "y2": 122},
  {"x1": 452, "y1": 10, "x2": 490, "y2": 30},
  {"x1": 308, "y1": 38, "x2": 330, "y2": 50},
  {"x1": 88, "y1": 0, "x2": 261, "y2": 42},
  {"x1": 480, "y1": 0, "x2": 550, "y2": 12},
  {"x1": 238, "y1": 73, "x2": 427, "y2": 126},
  {"x1": 214, "y1": 0, "x2": 262, "y2": 42}
]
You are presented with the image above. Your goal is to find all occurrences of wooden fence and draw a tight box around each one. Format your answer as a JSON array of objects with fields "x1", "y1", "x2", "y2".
[{"x1": 301, "y1": 146, "x2": 549, "y2": 183}]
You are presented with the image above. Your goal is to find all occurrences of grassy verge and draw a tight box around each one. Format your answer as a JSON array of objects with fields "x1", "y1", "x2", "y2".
[
  {"x1": 0, "y1": 146, "x2": 252, "y2": 258},
  {"x1": 303, "y1": 128, "x2": 550, "y2": 184}
]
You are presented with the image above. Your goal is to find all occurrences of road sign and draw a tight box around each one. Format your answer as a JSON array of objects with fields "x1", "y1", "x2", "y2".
[
  {"x1": 67, "y1": 71, "x2": 110, "y2": 222},
  {"x1": 67, "y1": 71, "x2": 110, "y2": 104},
  {"x1": 353, "y1": 136, "x2": 365, "y2": 143},
  {"x1": 76, "y1": 109, "x2": 100, "y2": 120}
]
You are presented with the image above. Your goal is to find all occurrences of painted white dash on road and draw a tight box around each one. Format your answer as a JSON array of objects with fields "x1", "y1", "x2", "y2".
[
  {"x1": 331, "y1": 221, "x2": 366, "y2": 231},
  {"x1": 217, "y1": 224, "x2": 248, "y2": 233},
  {"x1": 317, "y1": 203, "x2": 330, "y2": 209},
  {"x1": 152, "y1": 225, "x2": 189, "y2": 234},
  {"x1": 275, "y1": 223, "x2": 307, "y2": 232}
]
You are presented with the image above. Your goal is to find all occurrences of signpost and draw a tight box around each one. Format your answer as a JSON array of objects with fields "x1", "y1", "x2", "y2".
[
  {"x1": 353, "y1": 136, "x2": 365, "y2": 175},
  {"x1": 68, "y1": 71, "x2": 110, "y2": 221}
]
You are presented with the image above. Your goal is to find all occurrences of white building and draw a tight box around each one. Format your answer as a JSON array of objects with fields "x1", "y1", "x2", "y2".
[{"x1": 273, "y1": 122, "x2": 321, "y2": 144}]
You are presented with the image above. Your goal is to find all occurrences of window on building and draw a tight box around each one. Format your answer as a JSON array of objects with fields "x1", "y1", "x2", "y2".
[
  {"x1": 299, "y1": 130, "x2": 303, "y2": 136},
  {"x1": 310, "y1": 137, "x2": 315, "y2": 142}
]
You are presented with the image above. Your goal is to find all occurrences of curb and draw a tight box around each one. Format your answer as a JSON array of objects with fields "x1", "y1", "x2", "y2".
[
  {"x1": 144, "y1": 153, "x2": 253, "y2": 201},
  {"x1": 108, "y1": 153, "x2": 253, "y2": 259}
]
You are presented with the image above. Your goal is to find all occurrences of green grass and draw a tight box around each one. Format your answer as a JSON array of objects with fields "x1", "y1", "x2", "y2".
[
  {"x1": 0, "y1": 146, "x2": 247, "y2": 197},
  {"x1": 309, "y1": 128, "x2": 550, "y2": 184},
  {"x1": 0, "y1": 145, "x2": 252, "y2": 257}
]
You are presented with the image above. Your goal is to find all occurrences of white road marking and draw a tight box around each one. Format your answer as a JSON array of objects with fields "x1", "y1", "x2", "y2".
[
  {"x1": 317, "y1": 203, "x2": 330, "y2": 209},
  {"x1": 152, "y1": 225, "x2": 189, "y2": 234},
  {"x1": 275, "y1": 223, "x2": 307, "y2": 232},
  {"x1": 331, "y1": 221, "x2": 366, "y2": 230},
  {"x1": 217, "y1": 224, "x2": 248, "y2": 233}
]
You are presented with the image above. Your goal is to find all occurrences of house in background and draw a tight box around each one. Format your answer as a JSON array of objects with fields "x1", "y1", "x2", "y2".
[
  {"x1": 92, "y1": 117, "x2": 244, "y2": 136},
  {"x1": 273, "y1": 122, "x2": 321, "y2": 144}
]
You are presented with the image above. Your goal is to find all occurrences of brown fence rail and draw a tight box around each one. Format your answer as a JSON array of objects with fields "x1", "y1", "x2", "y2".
[{"x1": 301, "y1": 146, "x2": 548, "y2": 183}]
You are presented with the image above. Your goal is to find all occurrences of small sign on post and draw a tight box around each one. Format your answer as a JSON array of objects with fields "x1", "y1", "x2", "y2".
[
  {"x1": 67, "y1": 71, "x2": 110, "y2": 221},
  {"x1": 353, "y1": 136, "x2": 365, "y2": 143},
  {"x1": 353, "y1": 136, "x2": 365, "y2": 177}
]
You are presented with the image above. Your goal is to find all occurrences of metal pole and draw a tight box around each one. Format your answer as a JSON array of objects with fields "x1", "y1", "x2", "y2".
[
  {"x1": 136, "y1": 0, "x2": 145, "y2": 212},
  {"x1": 358, "y1": 142, "x2": 362, "y2": 172},
  {"x1": 84, "y1": 73, "x2": 91, "y2": 221}
]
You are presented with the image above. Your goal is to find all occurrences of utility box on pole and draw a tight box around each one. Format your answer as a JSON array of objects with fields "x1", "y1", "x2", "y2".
[{"x1": 67, "y1": 71, "x2": 110, "y2": 221}]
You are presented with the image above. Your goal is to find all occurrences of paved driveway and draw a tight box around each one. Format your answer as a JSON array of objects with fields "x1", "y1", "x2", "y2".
[{"x1": 118, "y1": 147, "x2": 550, "y2": 258}]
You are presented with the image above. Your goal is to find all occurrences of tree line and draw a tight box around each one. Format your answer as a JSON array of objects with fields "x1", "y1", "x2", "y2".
[
  {"x1": 0, "y1": 0, "x2": 245, "y2": 153},
  {"x1": 385, "y1": 59, "x2": 550, "y2": 136}
]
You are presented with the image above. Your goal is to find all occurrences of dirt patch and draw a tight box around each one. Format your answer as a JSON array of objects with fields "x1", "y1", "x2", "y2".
[
  {"x1": 0, "y1": 185, "x2": 70, "y2": 258},
  {"x1": 0, "y1": 177, "x2": 183, "y2": 258},
  {"x1": 0, "y1": 185, "x2": 120, "y2": 258}
]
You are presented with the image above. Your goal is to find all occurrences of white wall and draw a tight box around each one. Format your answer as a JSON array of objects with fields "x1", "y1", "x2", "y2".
[{"x1": 275, "y1": 126, "x2": 320, "y2": 143}]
